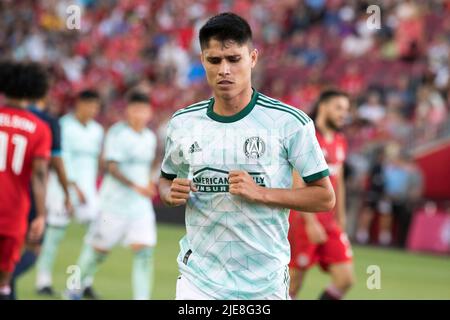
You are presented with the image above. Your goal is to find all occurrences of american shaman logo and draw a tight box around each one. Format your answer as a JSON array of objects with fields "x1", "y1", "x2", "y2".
[
  {"x1": 244, "y1": 137, "x2": 265, "y2": 159},
  {"x1": 192, "y1": 167, "x2": 265, "y2": 193}
]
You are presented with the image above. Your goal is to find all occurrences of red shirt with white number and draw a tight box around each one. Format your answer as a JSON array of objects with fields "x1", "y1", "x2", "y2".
[{"x1": 0, "y1": 106, "x2": 51, "y2": 238}]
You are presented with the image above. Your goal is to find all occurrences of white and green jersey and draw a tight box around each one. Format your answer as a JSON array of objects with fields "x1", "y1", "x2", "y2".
[
  {"x1": 161, "y1": 90, "x2": 329, "y2": 299},
  {"x1": 99, "y1": 122, "x2": 157, "y2": 218},
  {"x1": 56, "y1": 114, "x2": 103, "y2": 200}
]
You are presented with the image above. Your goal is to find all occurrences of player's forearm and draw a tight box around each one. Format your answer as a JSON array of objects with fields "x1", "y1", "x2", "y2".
[
  {"x1": 51, "y1": 156, "x2": 70, "y2": 197},
  {"x1": 107, "y1": 161, "x2": 134, "y2": 188},
  {"x1": 258, "y1": 184, "x2": 335, "y2": 212},
  {"x1": 300, "y1": 211, "x2": 318, "y2": 223},
  {"x1": 31, "y1": 161, "x2": 48, "y2": 218},
  {"x1": 337, "y1": 171, "x2": 346, "y2": 229}
]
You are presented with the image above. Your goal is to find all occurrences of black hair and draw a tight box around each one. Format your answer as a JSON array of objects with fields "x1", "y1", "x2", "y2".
[
  {"x1": 78, "y1": 89, "x2": 100, "y2": 101},
  {"x1": 127, "y1": 90, "x2": 150, "y2": 104},
  {"x1": 199, "y1": 12, "x2": 252, "y2": 49},
  {"x1": 0, "y1": 60, "x2": 49, "y2": 99},
  {"x1": 309, "y1": 89, "x2": 349, "y2": 121}
]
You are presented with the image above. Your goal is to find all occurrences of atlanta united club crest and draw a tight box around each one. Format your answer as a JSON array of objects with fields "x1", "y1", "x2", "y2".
[{"x1": 244, "y1": 137, "x2": 265, "y2": 159}]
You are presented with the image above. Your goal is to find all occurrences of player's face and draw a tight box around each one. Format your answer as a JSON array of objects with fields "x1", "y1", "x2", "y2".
[
  {"x1": 201, "y1": 39, "x2": 257, "y2": 100},
  {"x1": 78, "y1": 100, "x2": 100, "y2": 120},
  {"x1": 324, "y1": 96, "x2": 350, "y2": 130},
  {"x1": 126, "y1": 103, "x2": 152, "y2": 128}
]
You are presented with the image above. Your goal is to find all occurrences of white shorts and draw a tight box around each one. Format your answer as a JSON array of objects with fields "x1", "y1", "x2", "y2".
[
  {"x1": 87, "y1": 211, "x2": 157, "y2": 250},
  {"x1": 175, "y1": 275, "x2": 290, "y2": 300}
]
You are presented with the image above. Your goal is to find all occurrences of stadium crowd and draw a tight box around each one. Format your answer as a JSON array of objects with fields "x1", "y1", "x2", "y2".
[{"x1": 1, "y1": 0, "x2": 449, "y2": 247}]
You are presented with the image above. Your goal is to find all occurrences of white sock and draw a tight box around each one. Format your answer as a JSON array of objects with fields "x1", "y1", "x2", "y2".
[{"x1": 36, "y1": 271, "x2": 52, "y2": 289}]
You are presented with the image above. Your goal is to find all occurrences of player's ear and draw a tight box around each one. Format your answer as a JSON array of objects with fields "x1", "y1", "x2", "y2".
[
  {"x1": 200, "y1": 52, "x2": 205, "y2": 66},
  {"x1": 250, "y1": 48, "x2": 258, "y2": 68}
]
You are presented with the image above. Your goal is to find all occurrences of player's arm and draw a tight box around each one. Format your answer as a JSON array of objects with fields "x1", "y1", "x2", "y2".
[
  {"x1": 106, "y1": 160, "x2": 133, "y2": 187},
  {"x1": 292, "y1": 171, "x2": 328, "y2": 243},
  {"x1": 51, "y1": 156, "x2": 73, "y2": 212},
  {"x1": 29, "y1": 158, "x2": 48, "y2": 242},
  {"x1": 336, "y1": 164, "x2": 346, "y2": 230},
  {"x1": 229, "y1": 170, "x2": 335, "y2": 212},
  {"x1": 49, "y1": 117, "x2": 72, "y2": 211}
]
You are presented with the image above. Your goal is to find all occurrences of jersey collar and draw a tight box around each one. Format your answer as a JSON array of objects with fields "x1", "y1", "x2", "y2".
[{"x1": 206, "y1": 89, "x2": 258, "y2": 123}]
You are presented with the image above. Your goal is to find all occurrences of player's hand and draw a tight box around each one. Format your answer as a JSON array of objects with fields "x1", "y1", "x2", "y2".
[
  {"x1": 64, "y1": 195, "x2": 74, "y2": 218},
  {"x1": 29, "y1": 216, "x2": 46, "y2": 243},
  {"x1": 133, "y1": 184, "x2": 157, "y2": 198},
  {"x1": 164, "y1": 178, "x2": 197, "y2": 206},
  {"x1": 305, "y1": 217, "x2": 328, "y2": 244},
  {"x1": 229, "y1": 170, "x2": 262, "y2": 202},
  {"x1": 73, "y1": 184, "x2": 87, "y2": 204}
]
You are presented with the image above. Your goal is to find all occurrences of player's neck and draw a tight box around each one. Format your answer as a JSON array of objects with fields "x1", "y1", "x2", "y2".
[
  {"x1": 127, "y1": 120, "x2": 145, "y2": 133},
  {"x1": 5, "y1": 98, "x2": 28, "y2": 109},
  {"x1": 315, "y1": 117, "x2": 335, "y2": 141},
  {"x1": 212, "y1": 86, "x2": 253, "y2": 116},
  {"x1": 74, "y1": 112, "x2": 89, "y2": 126}
]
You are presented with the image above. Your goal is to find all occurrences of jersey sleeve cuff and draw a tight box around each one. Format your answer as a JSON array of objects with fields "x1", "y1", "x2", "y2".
[
  {"x1": 303, "y1": 169, "x2": 329, "y2": 183},
  {"x1": 161, "y1": 170, "x2": 177, "y2": 180}
]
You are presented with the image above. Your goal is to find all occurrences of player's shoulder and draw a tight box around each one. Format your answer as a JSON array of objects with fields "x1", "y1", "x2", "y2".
[
  {"x1": 106, "y1": 121, "x2": 127, "y2": 136},
  {"x1": 59, "y1": 113, "x2": 75, "y2": 127},
  {"x1": 255, "y1": 92, "x2": 312, "y2": 127},
  {"x1": 89, "y1": 119, "x2": 104, "y2": 134},
  {"x1": 170, "y1": 98, "x2": 211, "y2": 122}
]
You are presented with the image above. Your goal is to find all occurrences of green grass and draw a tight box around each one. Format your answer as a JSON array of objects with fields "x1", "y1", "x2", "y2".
[{"x1": 17, "y1": 223, "x2": 450, "y2": 300}]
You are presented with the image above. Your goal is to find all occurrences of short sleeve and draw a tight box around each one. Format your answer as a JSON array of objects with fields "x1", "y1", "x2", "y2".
[
  {"x1": 285, "y1": 120, "x2": 329, "y2": 183},
  {"x1": 33, "y1": 122, "x2": 51, "y2": 160},
  {"x1": 160, "y1": 120, "x2": 180, "y2": 180}
]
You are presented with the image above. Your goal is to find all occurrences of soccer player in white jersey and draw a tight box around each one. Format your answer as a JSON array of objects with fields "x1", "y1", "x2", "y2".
[
  {"x1": 35, "y1": 90, "x2": 103, "y2": 298},
  {"x1": 159, "y1": 12, "x2": 335, "y2": 300},
  {"x1": 66, "y1": 91, "x2": 158, "y2": 300}
]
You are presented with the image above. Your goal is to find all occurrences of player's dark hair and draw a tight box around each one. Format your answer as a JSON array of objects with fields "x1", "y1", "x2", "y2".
[
  {"x1": 78, "y1": 89, "x2": 100, "y2": 101},
  {"x1": 0, "y1": 60, "x2": 49, "y2": 99},
  {"x1": 199, "y1": 12, "x2": 253, "y2": 49},
  {"x1": 309, "y1": 89, "x2": 349, "y2": 121},
  {"x1": 127, "y1": 90, "x2": 150, "y2": 104}
]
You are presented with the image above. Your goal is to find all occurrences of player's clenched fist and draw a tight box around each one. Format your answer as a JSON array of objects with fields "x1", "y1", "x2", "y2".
[
  {"x1": 164, "y1": 178, "x2": 198, "y2": 206},
  {"x1": 229, "y1": 170, "x2": 263, "y2": 202}
]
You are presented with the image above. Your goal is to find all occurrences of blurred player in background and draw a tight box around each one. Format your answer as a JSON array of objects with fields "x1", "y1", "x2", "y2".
[
  {"x1": 159, "y1": 13, "x2": 335, "y2": 300},
  {"x1": 9, "y1": 88, "x2": 73, "y2": 300},
  {"x1": 66, "y1": 91, "x2": 158, "y2": 300},
  {"x1": 0, "y1": 61, "x2": 51, "y2": 300},
  {"x1": 35, "y1": 90, "x2": 103, "y2": 299},
  {"x1": 288, "y1": 90, "x2": 355, "y2": 300}
]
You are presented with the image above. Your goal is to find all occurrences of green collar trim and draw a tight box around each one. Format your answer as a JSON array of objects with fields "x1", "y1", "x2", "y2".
[{"x1": 206, "y1": 89, "x2": 258, "y2": 123}]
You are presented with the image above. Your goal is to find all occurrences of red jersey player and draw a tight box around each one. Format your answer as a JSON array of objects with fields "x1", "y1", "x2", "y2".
[
  {"x1": 0, "y1": 61, "x2": 51, "y2": 299},
  {"x1": 288, "y1": 90, "x2": 355, "y2": 300}
]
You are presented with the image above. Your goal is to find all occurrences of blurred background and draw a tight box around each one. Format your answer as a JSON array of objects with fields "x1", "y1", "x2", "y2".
[{"x1": 1, "y1": 0, "x2": 449, "y2": 299}]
